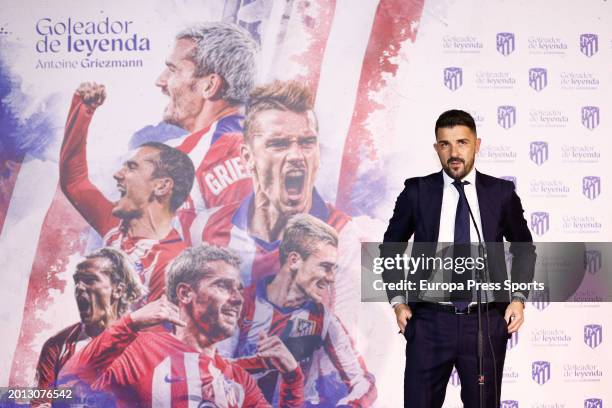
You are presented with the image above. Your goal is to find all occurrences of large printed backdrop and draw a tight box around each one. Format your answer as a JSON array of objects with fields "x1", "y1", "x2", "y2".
[{"x1": 1, "y1": 1, "x2": 611, "y2": 406}]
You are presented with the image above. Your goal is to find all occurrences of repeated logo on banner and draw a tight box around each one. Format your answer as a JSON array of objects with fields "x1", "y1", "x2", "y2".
[
  {"x1": 444, "y1": 67, "x2": 463, "y2": 91},
  {"x1": 585, "y1": 398, "x2": 604, "y2": 408},
  {"x1": 531, "y1": 328, "x2": 572, "y2": 347},
  {"x1": 531, "y1": 212, "x2": 550, "y2": 236},
  {"x1": 582, "y1": 176, "x2": 601, "y2": 200},
  {"x1": 497, "y1": 106, "x2": 517, "y2": 129},
  {"x1": 582, "y1": 106, "x2": 600, "y2": 129},
  {"x1": 529, "y1": 108, "x2": 569, "y2": 128},
  {"x1": 532, "y1": 361, "x2": 551, "y2": 385},
  {"x1": 584, "y1": 250, "x2": 602, "y2": 274},
  {"x1": 528, "y1": 36, "x2": 568, "y2": 55},
  {"x1": 561, "y1": 144, "x2": 602, "y2": 163},
  {"x1": 496, "y1": 32, "x2": 515, "y2": 56},
  {"x1": 531, "y1": 287, "x2": 551, "y2": 310},
  {"x1": 503, "y1": 364, "x2": 520, "y2": 384},
  {"x1": 500, "y1": 28, "x2": 610, "y2": 401},
  {"x1": 529, "y1": 68, "x2": 548, "y2": 91},
  {"x1": 529, "y1": 178, "x2": 570, "y2": 198},
  {"x1": 580, "y1": 34, "x2": 599, "y2": 57},
  {"x1": 584, "y1": 324, "x2": 603, "y2": 349},
  {"x1": 529, "y1": 142, "x2": 549, "y2": 166}
]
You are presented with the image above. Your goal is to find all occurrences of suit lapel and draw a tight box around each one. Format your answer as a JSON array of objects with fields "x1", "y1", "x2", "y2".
[
  {"x1": 423, "y1": 171, "x2": 444, "y2": 241},
  {"x1": 475, "y1": 171, "x2": 494, "y2": 242}
]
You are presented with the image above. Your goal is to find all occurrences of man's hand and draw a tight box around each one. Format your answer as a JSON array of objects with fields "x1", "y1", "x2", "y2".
[
  {"x1": 77, "y1": 82, "x2": 106, "y2": 108},
  {"x1": 129, "y1": 295, "x2": 186, "y2": 330},
  {"x1": 256, "y1": 333, "x2": 298, "y2": 374},
  {"x1": 394, "y1": 304, "x2": 412, "y2": 334},
  {"x1": 504, "y1": 300, "x2": 525, "y2": 333}
]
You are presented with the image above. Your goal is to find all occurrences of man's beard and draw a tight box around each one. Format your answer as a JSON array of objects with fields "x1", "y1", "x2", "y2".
[
  {"x1": 162, "y1": 105, "x2": 184, "y2": 128},
  {"x1": 162, "y1": 81, "x2": 197, "y2": 130},
  {"x1": 193, "y1": 300, "x2": 235, "y2": 342},
  {"x1": 444, "y1": 158, "x2": 471, "y2": 180},
  {"x1": 111, "y1": 207, "x2": 143, "y2": 221}
]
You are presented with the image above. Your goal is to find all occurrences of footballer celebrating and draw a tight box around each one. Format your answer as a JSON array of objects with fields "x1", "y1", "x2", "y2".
[
  {"x1": 60, "y1": 82, "x2": 195, "y2": 302},
  {"x1": 225, "y1": 214, "x2": 377, "y2": 406},
  {"x1": 60, "y1": 245, "x2": 304, "y2": 407},
  {"x1": 203, "y1": 80, "x2": 377, "y2": 333},
  {"x1": 33, "y1": 248, "x2": 142, "y2": 406}
]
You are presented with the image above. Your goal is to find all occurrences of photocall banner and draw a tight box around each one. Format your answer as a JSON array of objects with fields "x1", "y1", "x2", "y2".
[{"x1": 0, "y1": 0, "x2": 610, "y2": 406}]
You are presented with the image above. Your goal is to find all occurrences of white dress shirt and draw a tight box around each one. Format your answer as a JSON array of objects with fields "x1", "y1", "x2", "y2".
[{"x1": 437, "y1": 168, "x2": 483, "y2": 243}]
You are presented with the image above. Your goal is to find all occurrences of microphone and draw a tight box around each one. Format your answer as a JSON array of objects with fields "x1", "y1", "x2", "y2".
[
  {"x1": 455, "y1": 181, "x2": 487, "y2": 281},
  {"x1": 455, "y1": 178, "x2": 497, "y2": 408}
]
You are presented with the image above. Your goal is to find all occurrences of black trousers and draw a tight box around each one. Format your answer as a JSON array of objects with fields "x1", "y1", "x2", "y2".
[{"x1": 403, "y1": 305, "x2": 509, "y2": 408}]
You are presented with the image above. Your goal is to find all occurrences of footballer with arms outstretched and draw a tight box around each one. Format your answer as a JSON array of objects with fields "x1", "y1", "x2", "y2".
[
  {"x1": 59, "y1": 245, "x2": 304, "y2": 407},
  {"x1": 60, "y1": 82, "x2": 195, "y2": 302}
]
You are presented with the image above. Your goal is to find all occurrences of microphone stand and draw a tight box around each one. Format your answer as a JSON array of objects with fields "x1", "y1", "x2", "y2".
[{"x1": 461, "y1": 192, "x2": 490, "y2": 408}]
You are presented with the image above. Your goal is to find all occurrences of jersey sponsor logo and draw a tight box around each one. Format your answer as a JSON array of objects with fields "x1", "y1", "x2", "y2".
[{"x1": 204, "y1": 157, "x2": 249, "y2": 196}]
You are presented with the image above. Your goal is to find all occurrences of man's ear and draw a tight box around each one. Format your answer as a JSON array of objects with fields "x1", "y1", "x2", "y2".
[
  {"x1": 475, "y1": 137, "x2": 482, "y2": 154},
  {"x1": 154, "y1": 178, "x2": 174, "y2": 199},
  {"x1": 240, "y1": 144, "x2": 255, "y2": 173},
  {"x1": 202, "y1": 73, "x2": 224, "y2": 100},
  {"x1": 176, "y1": 282, "x2": 194, "y2": 305},
  {"x1": 112, "y1": 282, "x2": 126, "y2": 302},
  {"x1": 287, "y1": 252, "x2": 303, "y2": 276}
]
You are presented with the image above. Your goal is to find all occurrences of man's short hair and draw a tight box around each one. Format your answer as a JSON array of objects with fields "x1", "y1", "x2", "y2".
[
  {"x1": 139, "y1": 142, "x2": 195, "y2": 212},
  {"x1": 176, "y1": 22, "x2": 258, "y2": 105},
  {"x1": 434, "y1": 109, "x2": 477, "y2": 137},
  {"x1": 243, "y1": 80, "x2": 316, "y2": 144},
  {"x1": 79, "y1": 247, "x2": 144, "y2": 315},
  {"x1": 166, "y1": 245, "x2": 242, "y2": 305},
  {"x1": 279, "y1": 214, "x2": 338, "y2": 265}
]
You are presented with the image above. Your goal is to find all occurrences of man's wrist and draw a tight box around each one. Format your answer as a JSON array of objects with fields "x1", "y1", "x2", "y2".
[
  {"x1": 511, "y1": 292, "x2": 526, "y2": 306},
  {"x1": 390, "y1": 295, "x2": 406, "y2": 309}
]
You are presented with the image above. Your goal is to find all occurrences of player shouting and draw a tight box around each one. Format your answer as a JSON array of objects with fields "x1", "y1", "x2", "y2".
[
  {"x1": 33, "y1": 248, "x2": 143, "y2": 406},
  {"x1": 60, "y1": 245, "x2": 304, "y2": 407},
  {"x1": 202, "y1": 80, "x2": 379, "y2": 327}
]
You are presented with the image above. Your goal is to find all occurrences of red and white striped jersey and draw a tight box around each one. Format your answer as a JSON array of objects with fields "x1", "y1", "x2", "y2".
[
  {"x1": 222, "y1": 277, "x2": 376, "y2": 407},
  {"x1": 173, "y1": 113, "x2": 252, "y2": 246},
  {"x1": 103, "y1": 226, "x2": 185, "y2": 303},
  {"x1": 32, "y1": 323, "x2": 89, "y2": 406},
  {"x1": 60, "y1": 93, "x2": 186, "y2": 302},
  {"x1": 202, "y1": 189, "x2": 351, "y2": 288},
  {"x1": 59, "y1": 315, "x2": 304, "y2": 408}
]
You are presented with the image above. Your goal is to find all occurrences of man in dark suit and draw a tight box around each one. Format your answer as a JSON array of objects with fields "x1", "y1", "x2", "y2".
[{"x1": 381, "y1": 110, "x2": 536, "y2": 407}]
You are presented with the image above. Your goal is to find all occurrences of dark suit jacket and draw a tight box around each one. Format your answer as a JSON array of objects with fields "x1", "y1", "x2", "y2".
[{"x1": 381, "y1": 170, "x2": 536, "y2": 308}]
